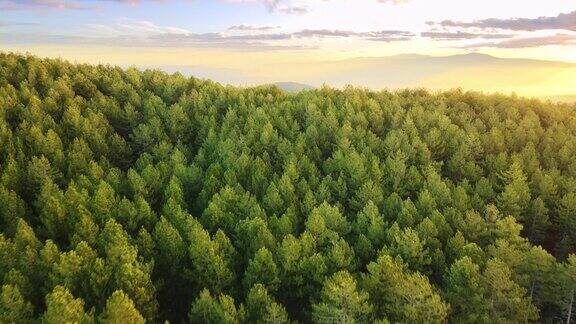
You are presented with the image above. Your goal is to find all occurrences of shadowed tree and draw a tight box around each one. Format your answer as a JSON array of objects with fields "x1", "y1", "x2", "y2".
[{"x1": 188, "y1": 289, "x2": 239, "y2": 324}]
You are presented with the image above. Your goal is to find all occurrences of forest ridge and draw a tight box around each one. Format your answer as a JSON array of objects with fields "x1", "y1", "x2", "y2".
[{"x1": 0, "y1": 52, "x2": 576, "y2": 323}]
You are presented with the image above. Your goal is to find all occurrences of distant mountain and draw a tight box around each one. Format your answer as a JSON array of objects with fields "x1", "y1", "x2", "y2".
[
  {"x1": 142, "y1": 53, "x2": 576, "y2": 100},
  {"x1": 274, "y1": 82, "x2": 315, "y2": 92},
  {"x1": 282, "y1": 53, "x2": 576, "y2": 99}
]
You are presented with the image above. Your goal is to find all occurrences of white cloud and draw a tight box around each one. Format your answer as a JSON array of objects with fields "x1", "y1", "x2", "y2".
[
  {"x1": 228, "y1": 24, "x2": 280, "y2": 31},
  {"x1": 466, "y1": 33, "x2": 576, "y2": 48},
  {"x1": 434, "y1": 11, "x2": 576, "y2": 32}
]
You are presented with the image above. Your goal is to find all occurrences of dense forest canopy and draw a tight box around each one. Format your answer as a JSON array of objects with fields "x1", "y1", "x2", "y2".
[{"x1": 0, "y1": 52, "x2": 576, "y2": 323}]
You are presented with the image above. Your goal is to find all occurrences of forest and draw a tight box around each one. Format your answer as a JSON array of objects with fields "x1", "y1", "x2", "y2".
[{"x1": 0, "y1": 52, "x2": 576, "y2": 323}]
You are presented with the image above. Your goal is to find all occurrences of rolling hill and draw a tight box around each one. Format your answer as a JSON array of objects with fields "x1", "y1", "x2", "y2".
[
  {"x1": 273, "y1": 82, "x2": 315, "y2": 92},
  {"x1": 151, "y1": 53, "x2": 576, "y2": 101},
  {"x1": 1, "y1": 51, "x2": 574, "y2": 323}
]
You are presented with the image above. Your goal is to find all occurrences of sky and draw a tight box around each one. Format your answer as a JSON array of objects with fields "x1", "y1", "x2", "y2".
[{"x1": 1, "y1": 0, "x2": 576, "y2": 97}]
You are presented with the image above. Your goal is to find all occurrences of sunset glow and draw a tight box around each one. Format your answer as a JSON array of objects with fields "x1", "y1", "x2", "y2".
[{"x1": 1, "y1": 0, "x2": 575, "y2": 97}]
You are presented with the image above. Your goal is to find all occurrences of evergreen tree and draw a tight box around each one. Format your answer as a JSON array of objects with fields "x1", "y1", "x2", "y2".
[
  {"x1": 42, "y1": 285, "x2": 92, "y2": 324},
  {"x1": 0, "y1": 53, "x2": 574, "y2": 323},
  {"x1": 312, "y1": 271, "x2": 373, "y2": 324},
  {"x1": 444, "y1": 257, "x2": 489, "y2": 323},
  {"x1": 188, "y1": 289, "x2": 239, "y2": 324},
  {"x1": 0, "y1": 284, "x2": 33, "y2": 324},
  {"x1": 244, "y1": 284, "x2": 289, "y2": 324},
  {"x1": 99, "y1": 290, "x2": 145, "y2": 324}
]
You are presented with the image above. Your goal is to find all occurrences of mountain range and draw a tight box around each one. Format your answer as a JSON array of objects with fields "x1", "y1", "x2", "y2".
[{"x1": 154, "y1": 53, "x2": 576, "y2": 101}]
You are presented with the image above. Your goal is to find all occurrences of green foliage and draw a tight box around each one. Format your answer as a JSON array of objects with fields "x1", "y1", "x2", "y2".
[
  {"x1": 0, "y1": 284, "x2": 33, "y2": 324},
  {"x1": 244, "y1": 284, "x2": 289, "y2": 324},
  {"x1": 243, "y1": 247, "x2": 280, "y2": 293},
  {"x1": 42, "y1": 285, "x2": 93, "y2": 324},
  {"x1": 483, "y1": 258, "x2": 539, "y2": 322},
  {"x1": 497, "y1": 161, "x2": 531, "y2": 220},
  {"x1": 363, "y1": 254, "x2": 449, "y2": 323},
  {"x1": 99, "y1": 290, "x2": 145, "y2": 324},
  {"x1": 444, "y1": 257, "x2": 489, "y2": 323},
  {"x1": 188, "y1": 289, "x2": 239, "y2": 324},
  {"x1": 312, "y1": 271, "x2": 373, "y2": 324},
  {"x1": 0, "y1": 52, "x2": 575, "y2": 322}
]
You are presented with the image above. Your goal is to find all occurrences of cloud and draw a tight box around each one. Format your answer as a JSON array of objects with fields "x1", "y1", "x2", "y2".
[
  {"x1": 277, "y1": 5, "x2": 307, "y2": 14},
  {"x1": 0, "y1": 0, "x2": 89, "y2": 10},
  {"x1": 435, "y1": 11, "x2": 576, "y2": 32},
  {"x1": 150, "y1": 32, "x2": 292, "y2": 46},
  {"x1": 0, "y1": 31, "x2": 309, "y2": 51},
  {"x1": 377, "y1": 0, "x2": 410, "y2": 4},
  {"x1": 262, "y1": 0, "x2": 280, "y2": 11},
  {"x1": 228, "y1": 24, "x2": 280, "y2": 31},
  {"x1": 113, "y1": 19, "x2": 190, "y2": 35},
  {"x1": 421, "y1": 31, "x2": 513, "y2": 40},
  {"x1": 223, "y1": 0, "x2": 307, "y2": 14},
  {"x1": 0, "y1": 0, "x2": 408, "y2": 12},
  {"x1": 0, "y1": 0, "x2": 287, "y2": 12},
  {"x1": 466, "y1": 34, "x2": 576, "y2": 48},
  {"x1": 2, "y1": 18, "x2": 414, "y2": 49},
  {"x1": 0, "y1": 21, "x2": 39, "y2": 27},
  {"x1": 292, "y1": 29, "x2": 414, "y2": 41},
  {"x1": 106, "y1": 18, "x2": 414, "y2": 44},
  {"x1": 150, "y1": 28, "x2": 413, "y2": 45},
  {"x1": 249, "y1": 0, "x2": 309, "y2": 15},
  {"x1": 0, "y1": 0, "x2": 141, "y2": 10},
  {"x1": 272, "y1": 0, "x2": 408, "y2": 14}
]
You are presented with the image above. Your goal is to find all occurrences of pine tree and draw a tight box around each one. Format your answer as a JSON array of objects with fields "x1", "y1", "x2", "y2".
[
  {"x1": 99, "y1": 290, "x2": 145, "y2": 324},
  {"x1": 312, "y1": 271, "x2": 373, "y2": 324},
  {"x1": 0, "y1": 284, "x2": 33, "y2": 324},
  {"x1": 43, "y1": 285, "x2": 92, "y2": 324}
]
